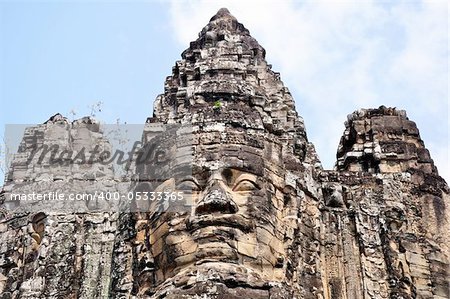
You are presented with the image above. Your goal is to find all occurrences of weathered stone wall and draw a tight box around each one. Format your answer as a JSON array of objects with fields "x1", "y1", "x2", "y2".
[
  {"x1": 1, "y1": 8, "x2": 448, "y2": 299},
  {"x1": 329, "y1": 106, "x2": 449, "y2": 298},
  {"x1": 0, "y1": 115, "x2": 132, "y2": 298},
  {"x1": 336, "y1": 106, "x2": 437, "y2": 174}
]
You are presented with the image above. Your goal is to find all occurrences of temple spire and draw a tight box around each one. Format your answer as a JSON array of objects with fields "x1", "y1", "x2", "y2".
[
  {"x1": 211, "y1": 8, "x2": 233, "y2": 19},
  {"x1": 152, "y1": 9, "x2": 307, "y2": 157}
]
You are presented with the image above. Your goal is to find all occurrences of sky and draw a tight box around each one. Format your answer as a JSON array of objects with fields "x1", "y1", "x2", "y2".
[{"x1": 0, "y1": 0, "x2": 448, "y2": 184}]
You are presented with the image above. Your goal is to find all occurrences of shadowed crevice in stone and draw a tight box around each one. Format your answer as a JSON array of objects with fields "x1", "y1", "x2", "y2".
[{"x1": 195, "y1": 188, "x2": 239, "y2": 215}]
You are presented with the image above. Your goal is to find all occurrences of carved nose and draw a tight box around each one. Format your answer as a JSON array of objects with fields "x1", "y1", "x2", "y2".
[{"x1": 196, "y1": 186, "x2": 238, "y2": 215}]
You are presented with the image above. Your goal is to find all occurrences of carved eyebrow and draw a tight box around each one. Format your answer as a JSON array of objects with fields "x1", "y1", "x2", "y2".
[
  {"x1": 176, "y1": 177, "x2": 201, "y2": 189},
  {"x1": 232, "y1": 173, "x2": 260, "y2": 190},
  {"x1": 234, "y1": 173, "x2": 257, "y2": 182}
]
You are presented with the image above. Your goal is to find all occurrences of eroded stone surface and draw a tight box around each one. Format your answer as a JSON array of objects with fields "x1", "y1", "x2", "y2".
[{"x1": 1, "y1": 8, "x2": 449, "y2": 299}]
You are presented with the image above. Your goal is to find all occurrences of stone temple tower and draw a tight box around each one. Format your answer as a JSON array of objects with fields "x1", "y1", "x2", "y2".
[{"x1": 0, "y1": 8, "x2": 449, "y2": 299}]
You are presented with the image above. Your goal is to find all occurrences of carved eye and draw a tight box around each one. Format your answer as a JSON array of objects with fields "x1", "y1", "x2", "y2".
[
  {"x1": 161, "y1": 186, "x2": 173, "y2": 193},
  {"x1": 233, "y1": 179, "x2": 259, "y2": 192},
  {"x1": 177, "y1": 179, "x2": 200, "y2": 192}
]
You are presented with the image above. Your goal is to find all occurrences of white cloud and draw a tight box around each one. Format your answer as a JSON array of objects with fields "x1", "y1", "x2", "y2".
[{"x1": 168, "y1": 0, "x2": 449, "y2": 182}]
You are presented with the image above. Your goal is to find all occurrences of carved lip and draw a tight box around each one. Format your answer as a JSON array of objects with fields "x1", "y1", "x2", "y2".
[{"x1": 186, "y1": 214, "x2": 254, "y2": 233}]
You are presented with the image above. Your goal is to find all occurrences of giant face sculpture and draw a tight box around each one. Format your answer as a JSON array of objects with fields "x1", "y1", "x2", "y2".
[
  {"x1": 140, "y1": 129, "x2": 301, "y2": 294},
  {"x1": 129, "y1": 8, "x2": 311, "y2": 296}
]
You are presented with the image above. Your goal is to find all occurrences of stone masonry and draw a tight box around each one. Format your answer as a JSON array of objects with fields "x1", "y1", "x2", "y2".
[{"x1": 0, "y1": 8, "x2": 448, "y2": 299}]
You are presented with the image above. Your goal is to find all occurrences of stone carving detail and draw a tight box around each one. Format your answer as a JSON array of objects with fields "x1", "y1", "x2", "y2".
[
  {"x1": 0, "y1": 8, "x2": 449, "y2": 299},
  {"x1": 336, "y1": 106, "x2": 437, "y2": 174}
]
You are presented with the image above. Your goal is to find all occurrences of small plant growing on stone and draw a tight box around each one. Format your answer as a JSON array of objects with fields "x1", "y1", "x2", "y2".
[
  {"x1": 213, "y1": 100, "x2": 222, "y2": 115},
  {"x1": 213, "y1": 100, "x2": 222, "y2": 109},
  {"x1": 89, "y1": 100, "x2": 104, "y2": 117}
]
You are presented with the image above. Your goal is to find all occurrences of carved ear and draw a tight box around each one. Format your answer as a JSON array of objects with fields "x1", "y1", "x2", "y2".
[
  {"x1": 31, "y1": 212, "x2": 46, "y2": 245},
  {"x1": 31, "y1": 212, "x2": 46, "y2": 234}
]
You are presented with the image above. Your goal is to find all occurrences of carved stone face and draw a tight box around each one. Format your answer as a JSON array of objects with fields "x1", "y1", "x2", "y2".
[{"x1": 147, "y1": 137, "x2": 298, "y2": 288}]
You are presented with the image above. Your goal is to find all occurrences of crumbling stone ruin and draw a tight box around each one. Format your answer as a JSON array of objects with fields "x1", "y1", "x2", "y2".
[{"x1": 0, "y1": 8, "x2": 448, "y2": 299}]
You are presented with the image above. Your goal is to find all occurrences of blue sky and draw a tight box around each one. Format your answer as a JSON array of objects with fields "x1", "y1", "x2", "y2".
[
  {"x1": 0, "y1": 1, "x2": 178, "y2": 125},
  {"x1": 0, "y1": 0, "x2": 448, "y2": 183}
]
